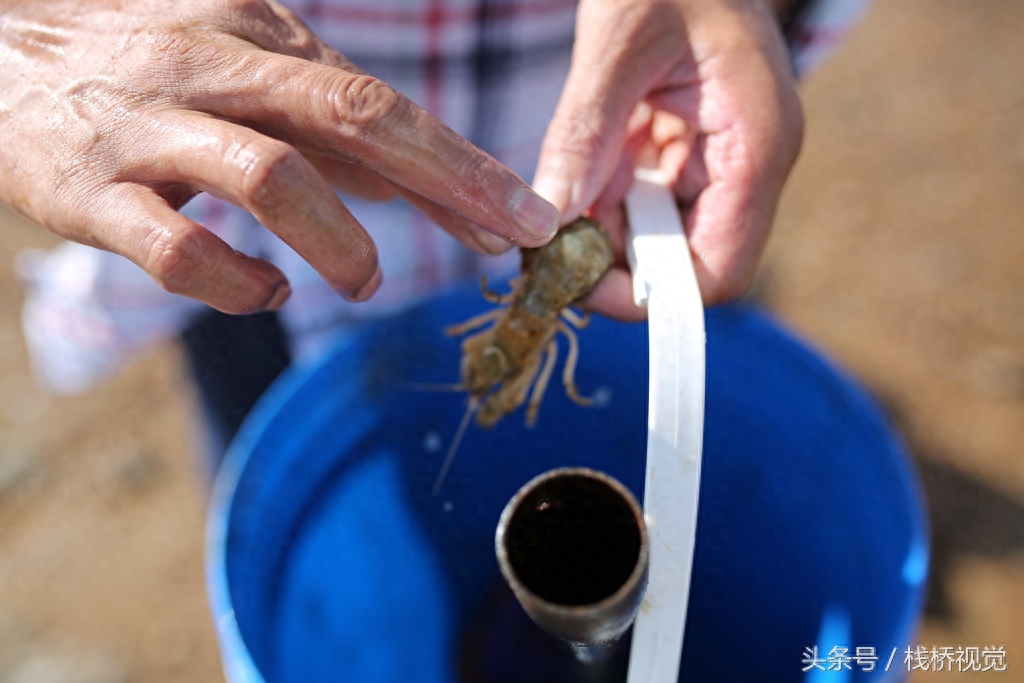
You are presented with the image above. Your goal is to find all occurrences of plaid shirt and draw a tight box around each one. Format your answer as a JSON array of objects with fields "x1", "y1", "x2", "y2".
[{"x1": 21, "y1": 0, "x2": 871, "y2": 392}]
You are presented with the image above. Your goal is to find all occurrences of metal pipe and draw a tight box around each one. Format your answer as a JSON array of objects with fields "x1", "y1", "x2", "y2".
[{"x1": 495, "y1": 467, "x2": 649, "y2": 664}]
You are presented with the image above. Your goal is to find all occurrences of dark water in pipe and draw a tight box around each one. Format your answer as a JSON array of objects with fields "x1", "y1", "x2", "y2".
[{"x1": 503, "y1": 474, "x2": 642, "y2": 606}]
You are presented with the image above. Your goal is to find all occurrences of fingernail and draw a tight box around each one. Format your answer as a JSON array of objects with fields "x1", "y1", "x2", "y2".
[
  {"x1": 348, "y1": 265, "x2": 383, "y2": 302},
  {"x1": 510, "y1": 186, "x2": 558, "y2": 240},
  {"x1": 473, "y1": 230, "x2": 512, "y2": 254},
  {"x1": 266, "y1": 281, "x2": 292, "y2": 311},
  {"x1": 532, "y1": 175, "x2": 573, "y2": 217}
]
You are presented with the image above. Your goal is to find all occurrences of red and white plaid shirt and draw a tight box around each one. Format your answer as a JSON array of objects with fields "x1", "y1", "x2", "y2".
[{"x1": 21, "y1": 0, "x2": 871, "y2": 392}]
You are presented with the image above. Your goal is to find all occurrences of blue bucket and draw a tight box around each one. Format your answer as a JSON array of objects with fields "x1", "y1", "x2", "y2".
[{"x1": 206, "y1": 282, "x2": 928, "y2": 683}]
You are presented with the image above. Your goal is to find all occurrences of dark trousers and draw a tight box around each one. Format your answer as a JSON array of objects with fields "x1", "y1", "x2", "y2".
[{"x1": 180, "y1": 309, "x2": 292, "y2": 470}]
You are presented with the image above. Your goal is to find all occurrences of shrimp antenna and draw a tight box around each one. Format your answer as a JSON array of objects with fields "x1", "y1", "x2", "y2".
[
  {"x1": 432, "y1": 396, "x2": 479, "y2": 497},
  {"x1": 406, "y1": 382, "x2": 467, "y2": 392}
]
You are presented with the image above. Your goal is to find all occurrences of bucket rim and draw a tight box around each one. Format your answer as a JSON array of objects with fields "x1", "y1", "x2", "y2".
[{"x1": 204, "y1": 331, "x2": 362, "y2": 683}]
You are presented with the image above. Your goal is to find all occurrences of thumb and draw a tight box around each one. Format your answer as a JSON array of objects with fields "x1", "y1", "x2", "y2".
[{"x1": 532, "y1": 3, "x2": 682, "y2": 221}]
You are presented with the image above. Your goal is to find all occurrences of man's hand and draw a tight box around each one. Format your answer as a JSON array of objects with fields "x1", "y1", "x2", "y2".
[
  {"x1": 533, "y1": 0, "x2": 803, "y2": 317},
  {"x1": 0, "y1": 0, "x2": 559, "y2": 314}
]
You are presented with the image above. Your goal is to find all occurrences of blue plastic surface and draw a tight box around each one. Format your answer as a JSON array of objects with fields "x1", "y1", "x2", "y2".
[{"x1": 207, "y1": 282, "x2": 929, "y2": 683}]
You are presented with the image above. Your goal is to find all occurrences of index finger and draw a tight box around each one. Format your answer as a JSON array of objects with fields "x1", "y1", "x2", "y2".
[{"x1": 194, "y1": 49, "x2": 559, "y2": 246}]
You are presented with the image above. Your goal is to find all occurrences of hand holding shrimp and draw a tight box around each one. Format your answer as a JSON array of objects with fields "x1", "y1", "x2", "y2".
[{"x1": 533, "y1": 0, "x2": 803, "y2": 310}]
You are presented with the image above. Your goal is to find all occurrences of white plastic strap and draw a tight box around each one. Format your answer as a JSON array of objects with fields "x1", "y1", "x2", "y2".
[{"x1": 624, "y1": 166, "x2": 706, "y2": 683}]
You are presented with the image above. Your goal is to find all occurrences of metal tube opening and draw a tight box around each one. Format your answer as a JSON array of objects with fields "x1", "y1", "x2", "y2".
[{"x1": 495, "y1": 467, "x2": 649, "y2": 661}]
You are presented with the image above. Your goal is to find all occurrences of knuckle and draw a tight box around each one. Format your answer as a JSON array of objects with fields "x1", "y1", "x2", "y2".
[
  {"x1": 547, "y1": 109, "x2": 610, "y2": 164},
  {"x1": 227, "y1": 0, "x2": 323, "y2": 59},
  {"x1": 286, "y1": 32, "x2": 322, "y2": 60},
  {"x1": 457, "y1": 150, "x2": 493, "y2": 190},
  {"x1": 144, "y1": 224, "x2": 281, "y2": 313},
  {"x1": 234, "y1": 140, "x2": 305, "y2": 211},
  {"x1": 324, "y1": 74, "x2": 405, "y2": 133},
  {"x1": 145, "y1": 226, "x2": 207, "y2": 295}
]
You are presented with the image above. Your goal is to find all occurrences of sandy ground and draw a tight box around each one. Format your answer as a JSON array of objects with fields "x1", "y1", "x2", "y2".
[{"x1": 1, "y1": 0, "x2": 1022, "y2": 681}]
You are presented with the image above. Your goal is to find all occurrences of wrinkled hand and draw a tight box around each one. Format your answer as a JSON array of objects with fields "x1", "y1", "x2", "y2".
[
  {"x1": 533, "y1": 0, "x2": 803, "y2": 317},
  {"x1": 0, "y1": 0, "x2": 558, "y2": 314}
]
